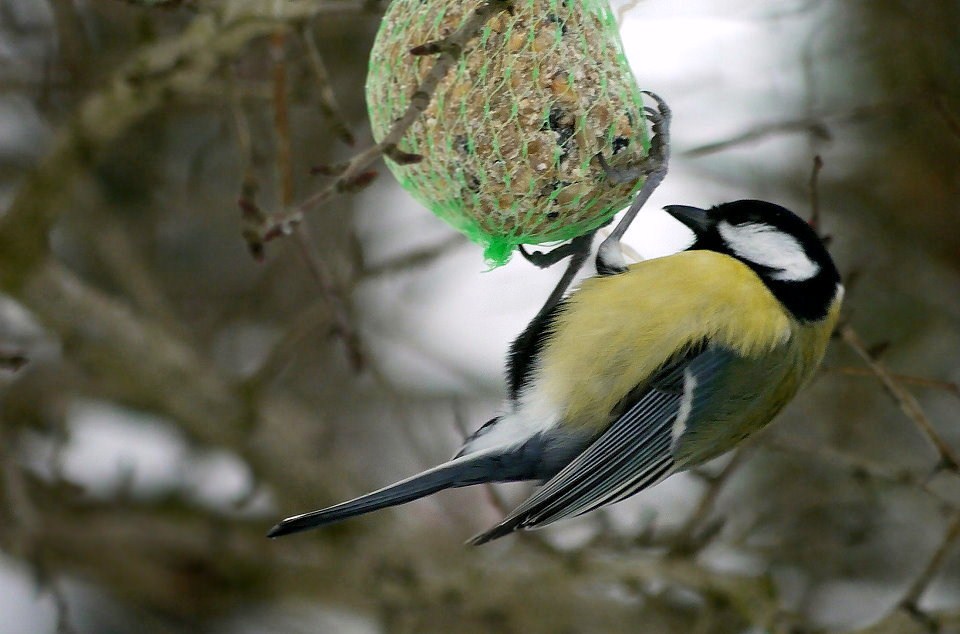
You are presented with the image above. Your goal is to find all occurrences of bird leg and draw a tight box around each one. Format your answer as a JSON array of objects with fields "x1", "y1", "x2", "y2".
[
  {"x1": 596, "y1": 91, "x2": 671, "y2": 275},
  {"x1": 528, "y1": 231, "x2": 595, "y2": 320},
  {"x1": 521, "y1": 93, "x2": 671, "y2": 316}
]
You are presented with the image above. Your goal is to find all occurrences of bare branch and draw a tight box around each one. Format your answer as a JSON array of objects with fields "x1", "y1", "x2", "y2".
[
  {"x1": 764, "y1": 437, "x2": 946, "y2": 503},
  {"x1": 900, "y1": 510, "x2": 960, "y2": 620},
  {"x1": 669, "y1": 446, "x2": 755, "y2": 555},
  {"x1": 808, "y1": 154, "x2": 824, "y2": 231},
  {"x1": 112, "y1": 0, "x2": 195, "y2": 7},
  {"x1": 243, "y1": 302, "x2": 333, "y2": 391},
  {"x1": 242, "y1": 0, "x2": 515, "y2": 257},
  {"x1": 932, "y1": 93, "x2": 960, "y2": 143},
  {"x1": 275, "y1": 31, "x2": 365, "y2": 369},
  {"x1": 357, "y1": 234, "x2": 466, "y2": 280},
  {"x1": 683, "y1": 102, "x2": 910, "y2": 158},
  {"x1": 291, "y1": 225, "x2": 366, "y2": 372},
  {"x1": 271, "y1": 31, "x2": 295, "y2": 208},
  {"x1": 840, "y1": 325, "x2": 960, "y2": 473},
  {"x1": 301, "y1": 22, "x2": 356, "y2": 146},
  {"x1": 824, "y1": 366, "x2": 960, "y2": 399},
  {"x1": 615, "y1": 0, "x2": 643, "y2": 26},
  {"x1": 0, "y1": 9, "x2": 321, "y2": 288}
]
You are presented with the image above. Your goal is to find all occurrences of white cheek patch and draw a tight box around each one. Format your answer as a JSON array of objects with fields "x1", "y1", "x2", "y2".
[{"x1": 717, "y1": 221, "x2": 820, "y2": 282}]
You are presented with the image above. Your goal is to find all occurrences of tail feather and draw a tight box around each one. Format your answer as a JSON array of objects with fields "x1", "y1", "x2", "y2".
[
  {"x1": 467, "y1": 518, "x2": 527, "y2": 545},
  {"x1": 267, "y1": 448, "x2": 507, "y2": 538}
]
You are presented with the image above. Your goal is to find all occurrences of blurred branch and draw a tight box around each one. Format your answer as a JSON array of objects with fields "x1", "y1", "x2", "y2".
[
  {"x1": 615, "y1": 0, "x2": 642, "y2": 26},
  {"x1": 357, "y1": 234, "x2": 466, "y2": 280},
  {"x1": 49, "y1": 0, "x2": 89, "y2": 77},
  {"x1": 764, "y1": 437, "x2": 946, "y2": 503},
  {"x1": 85, "y1": 214, "x2": 188, "y2": 339},
  {"x1": 824, "y1": 366, "x2": 960, "y2": 399},
  {"x1": 241, "y1": 0, "x2": 514, "y2": 257},
  {"x1": 808, "y1": 154, "x2": 823, "y2": 231},
  {"x1": 900, "y1": 510, "x2": 960, "y2": 619},
  {"x1": 1, "y1": 432, "x2": 75, "y2": 633},
  {"x1": 0, "y1": 472, "x2": 774, "y2": 627},
  {"x1": 301, "y1": 22, "x2": 355, "y2": 146},
  {"x1": 582, "y1": 549, "x2": 779, "y2": 627},
  {"x1": 932, "y1": 93, "x2": 960, "y2": 143},
  {"x1": 3, "y1": 260, "x2": 347, "y2": 511},
  {"x1": 18, "y1": 263, "x2": 248, "y2": 447},
  {"x1": 669, "y1": 445, "x2": 755, "y2": 555},
  {"x1": 113, "y1": 0, "x2": 195, "y2": 7},
  {"x1": 51, "y1": 579, "x2": 75, "y2": 634},
  {"x1": 243, "y1": 302, "x2": 333, "y2": 391},
  {"x1": 0, "y1": 348, "x2": 28, "y2": 373},
  {"x1": 683, "y1": 101, "x2": 911, "y2": 158},
  {"x1": 271, "y1": 31, "x2": 294, "y2": 208},
  {"x1": 1, "y1": 438, "x2": 40, "y2": 537},
  {"x1": 0, "y1": 8, "x2": 327, "y2": 290},
  {"x1": 270, "y1": 30, "x2": 366, "y2": 371},
  {"x1": 840, "y1": 325, "x2": 960, "y2": 472}
]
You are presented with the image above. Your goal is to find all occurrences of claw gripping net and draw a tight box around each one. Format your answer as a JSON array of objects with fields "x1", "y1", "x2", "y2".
[{"x1": 366, "y1": 0, "x2": 650, "y2": 266}]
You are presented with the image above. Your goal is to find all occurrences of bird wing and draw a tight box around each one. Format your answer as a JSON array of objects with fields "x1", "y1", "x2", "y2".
[{"x1": 469, "y1": 347, "x2": 733, "y2": 545}]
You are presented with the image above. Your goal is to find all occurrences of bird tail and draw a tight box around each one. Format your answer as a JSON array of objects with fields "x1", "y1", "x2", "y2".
[{"x1": 267, "y1": 447, "x2": 510, "y2": 538}]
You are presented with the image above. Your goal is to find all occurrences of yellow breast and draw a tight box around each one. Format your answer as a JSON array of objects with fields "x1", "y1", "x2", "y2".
[{"x1": 535, "y1": 251, "x2": 794, "y2": 427}]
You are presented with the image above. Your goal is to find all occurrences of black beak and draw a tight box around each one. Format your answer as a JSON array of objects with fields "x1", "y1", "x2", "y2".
[{"x1": 663, "y1": 205, "x2": 713, "y2": 236}]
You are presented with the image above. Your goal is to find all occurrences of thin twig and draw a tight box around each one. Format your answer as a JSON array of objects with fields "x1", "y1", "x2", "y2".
[
  {"x1": 243, "y1": 301, "x2": 334, "y2": 391},
  {"x1": 823, "y1": 366, "x2": 960, "y2": 399},
  {"x1": 49, "y1": 0, "x2": 89, "y2": 77},
  {"x1": 2, "y1": 443, "x2": 39, "y2": 535},
  {"x1": 669, "y1": 445, "x2": 756, "y2": 554},
  {"x1": 932, "y1": 93, "x2": 960, "y2": 143},
  {"x1": 302, "y1": 22, "x2": 355, "y2": 146},
  {"x1": 683, "y1": 102, "x2": 910, "y2": 158},
  {"x1": 1, "y1": 428, "x2": 76, "y2": 634},
  {"x1": 271, "y1": 30, "x2": 365, "y2": 371},
  {"x1": 615, "y1": 0, "x2": 643, "y2": 26},
  {"x1": 808, "y1": 154, "x2": 823, "y2": 231},
  {"x1": 357, "y1": 234, "x2": 466, "y2": 280},
  {"x1": 840, "y1": 325, "x2": 960, "y2": 472},
  {"x1": 114, "y1": 0, "x2": 195, "y2": 7},
  {"x1": 242, "y1": 0, "x2": 514, "y2": 257},
  {"x1": 271, "y1": 31, "x2": 295, "y2": 206},
  {"x1": 763, "y1": 437, "x2": 946, "y2": 503},
  {"x1": 901, "y1": 510, "x2": 960, "y2": 615},
  {"x1": 50, "y1": 577, "x2": 75, "y2": 634},
  {"x1": 292, "y1": 226, "x2": 366, "y2": 371}
]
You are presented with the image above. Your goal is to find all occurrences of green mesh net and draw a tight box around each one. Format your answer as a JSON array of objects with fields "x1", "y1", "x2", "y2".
[{"x1": 366, "y1": 0, "x2": 650, "y2": 266}]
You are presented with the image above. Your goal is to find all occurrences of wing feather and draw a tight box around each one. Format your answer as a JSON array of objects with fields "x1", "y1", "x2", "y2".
[{"x1": 469, "y1": 348, "x2": 732, "y2": 545}]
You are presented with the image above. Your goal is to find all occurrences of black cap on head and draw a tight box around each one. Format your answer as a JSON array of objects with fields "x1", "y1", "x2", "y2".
[{"x1": 665, "y1": 200, "x2": 841, "y2": 322}]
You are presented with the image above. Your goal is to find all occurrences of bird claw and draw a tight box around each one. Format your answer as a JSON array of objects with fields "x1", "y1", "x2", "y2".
[
  {"x1": 596, "y1": 152, "x2": 644, "y2": 184},
  {"x1": 641, "y1": 91, "x2": 671, "y2": 167},
  {"x1": 519, "y1": 243, "x2": 579, "y2": 269},
  {"x1": 595, "y1": 92, "x2": 672, "y2": 275},
  {"x1": 597, "y1": 92, "x2": 671, "y2": 185}
]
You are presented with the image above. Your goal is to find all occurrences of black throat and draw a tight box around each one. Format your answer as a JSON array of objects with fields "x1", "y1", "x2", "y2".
[{"x1": 748, "y1": 264, "x2": 840, "y2": 322}]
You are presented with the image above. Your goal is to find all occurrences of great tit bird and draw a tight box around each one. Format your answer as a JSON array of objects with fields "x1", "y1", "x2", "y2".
[{"x1": 268, "y1": 199, "x2": 843, "y2": 544}]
